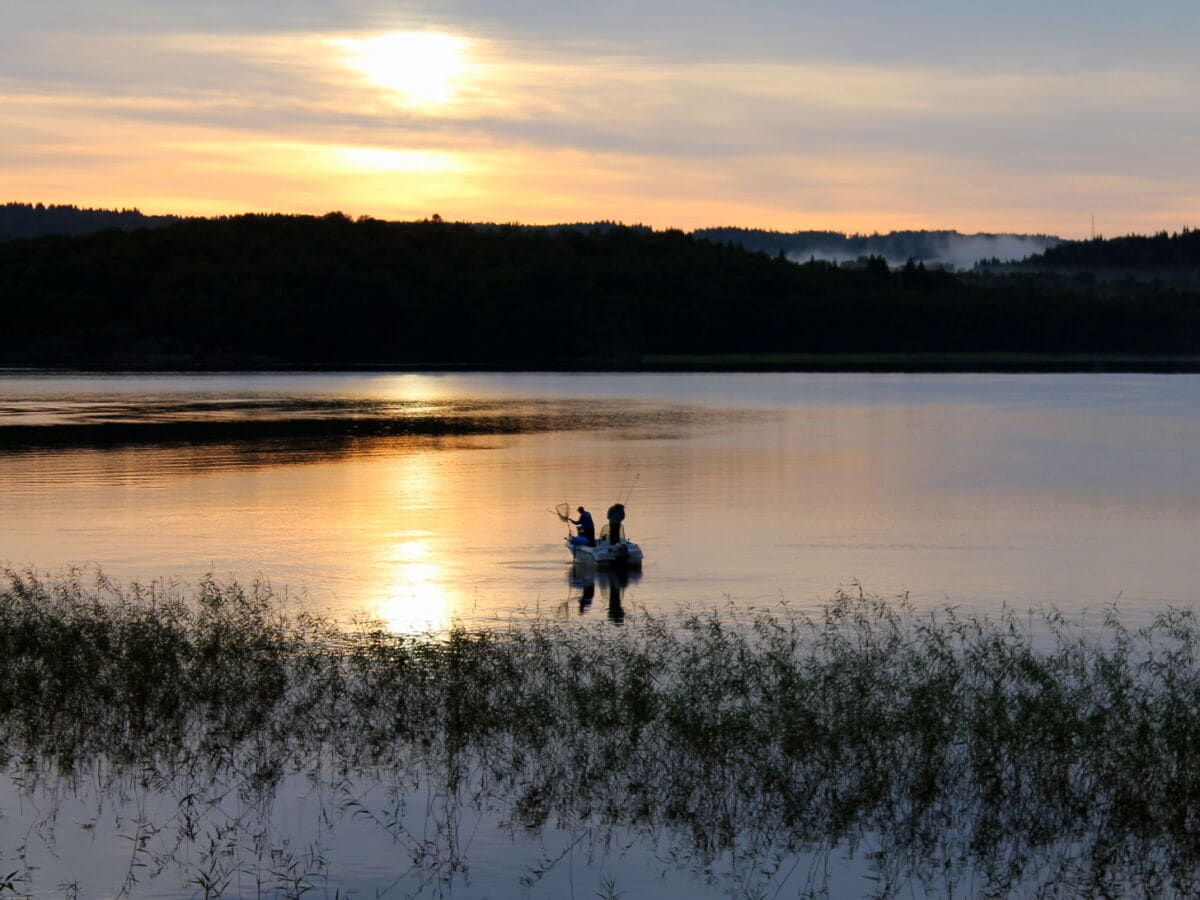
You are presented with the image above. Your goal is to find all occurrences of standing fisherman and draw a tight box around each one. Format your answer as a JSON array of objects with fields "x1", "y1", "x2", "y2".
[{"x1": 569, "y1": 506, "x2": 596, "y2": 546}]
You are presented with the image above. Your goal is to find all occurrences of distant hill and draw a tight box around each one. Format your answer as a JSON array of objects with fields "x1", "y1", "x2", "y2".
[
  {"x1": 1021, "y1": 228, "x2": 1200, "y2": 273},
  {"x1": 474, "y1": 220, "x2": 652, "y2": 236},
  {"x1": 693, "y1": 228, "x2": 1061, "y2": 270},
  {"x1": 2, "y1": 213, "x2": 1198, "y2": 368},
  {"x1": 1, "y1": 206, "x2": 1057, "y2": 270},
  {"x1": 0, "y1": 202, "x2": 178, "y2": 240}
]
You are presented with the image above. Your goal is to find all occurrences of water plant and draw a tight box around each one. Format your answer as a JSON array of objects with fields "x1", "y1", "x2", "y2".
[{"x1": 1, "y1": 567, "x2": 1199, "y2": 896}]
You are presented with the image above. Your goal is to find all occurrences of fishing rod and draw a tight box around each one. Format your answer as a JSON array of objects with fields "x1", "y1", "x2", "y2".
[{"x1": 620, "y1": 473, "x2": 639, "y2": 504}]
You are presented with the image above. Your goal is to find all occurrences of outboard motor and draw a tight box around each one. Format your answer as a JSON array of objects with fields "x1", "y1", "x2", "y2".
[{"x1": 606, "y1": 503, "x2": 626, "y2": 545}]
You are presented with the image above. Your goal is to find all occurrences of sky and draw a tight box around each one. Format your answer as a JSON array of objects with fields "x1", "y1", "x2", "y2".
[{"x1": 3, "y1": 1, "x2": 1198, "y2": 237}]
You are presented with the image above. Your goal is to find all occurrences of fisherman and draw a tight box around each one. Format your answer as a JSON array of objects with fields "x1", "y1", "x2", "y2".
[
  {"x1": 606, "y1": 503, "x2": 625, "y2": 545},
  {"x1": 569, "y1": 506, "x2": 595, "y2": 546}
]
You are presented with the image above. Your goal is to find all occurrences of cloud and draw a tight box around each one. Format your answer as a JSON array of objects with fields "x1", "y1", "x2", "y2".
[{"x1": 2, "y1": 4, "x2": 1199, "y2": 234}]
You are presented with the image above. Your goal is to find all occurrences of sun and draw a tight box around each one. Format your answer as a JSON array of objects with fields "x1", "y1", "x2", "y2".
[{"x1": 339, "y1": 32, "x2": 470, "y2": 108}]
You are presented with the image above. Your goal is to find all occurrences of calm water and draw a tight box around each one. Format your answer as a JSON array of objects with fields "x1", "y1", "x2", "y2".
[
  {"x1": 2, "y1": 370, "x2": 1198, "y2": 630},
  {"x1": 3, "y1": 370, "x2": 1200, "y2": 897}
]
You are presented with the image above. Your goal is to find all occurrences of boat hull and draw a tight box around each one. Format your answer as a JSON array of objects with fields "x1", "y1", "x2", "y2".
[{"x1": 566, "y1": 538, "x2": 644, "y2": 568}]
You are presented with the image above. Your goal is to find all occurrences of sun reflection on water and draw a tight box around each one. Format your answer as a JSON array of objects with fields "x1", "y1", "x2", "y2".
[{"x1": 378, "y1": 537, "x2": 452, "y2": 634}]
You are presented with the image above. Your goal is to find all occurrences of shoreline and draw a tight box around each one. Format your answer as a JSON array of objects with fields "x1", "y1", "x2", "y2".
[{"x1": 4, "y1": 353, "x2": 1200, "y2": 375}]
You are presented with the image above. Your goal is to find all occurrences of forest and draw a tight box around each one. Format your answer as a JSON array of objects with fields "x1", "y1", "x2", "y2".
[
  {"x1": 0, "y1": 202, "x2": 177, "y2": 240},
  {"x1": 1, "y1": 212, "x2": 1198, "y2": 368},
  {"x1": 1025, "y1": 227, "x2": 1200, "y2": 273}
]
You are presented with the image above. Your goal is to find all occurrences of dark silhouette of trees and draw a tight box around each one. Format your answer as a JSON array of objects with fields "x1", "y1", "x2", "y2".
[
  {"x1": 0, "y1": 202, "x2": 177, "y2": 240},
  {"x1": 1024, "y1": 227, "x2": 1200, "y2": 273},
  {"x1": 1, "y1": 213, "x2": 1198, "y2": 367}
]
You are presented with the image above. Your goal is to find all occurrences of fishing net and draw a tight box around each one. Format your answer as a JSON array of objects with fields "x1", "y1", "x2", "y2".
[{"x1": 555, "y1": 502, "x2": 571, "y2": 522}]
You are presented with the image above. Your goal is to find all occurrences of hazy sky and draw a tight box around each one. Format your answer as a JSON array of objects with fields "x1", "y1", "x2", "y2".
[{"x1": 3, "y1": 1, "x2": 1197, "y2": 236}]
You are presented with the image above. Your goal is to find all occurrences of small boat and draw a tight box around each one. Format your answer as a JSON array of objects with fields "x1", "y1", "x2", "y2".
[
  {"x1": 557, "y1": 502, "x2": 644, "y2": 568},
  {"x1": 565, "y1": 535, "x2": 644, "y2": 568}
]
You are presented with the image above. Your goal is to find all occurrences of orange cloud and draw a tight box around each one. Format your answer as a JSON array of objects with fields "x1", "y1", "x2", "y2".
[{"x1": 3, "y1": 26, "x2": 1197, "y2": 236}]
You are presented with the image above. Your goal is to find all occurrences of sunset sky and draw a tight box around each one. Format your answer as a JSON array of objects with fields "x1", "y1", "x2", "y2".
[{"x1": 3, "y1": 1, "x2": 1197, "y2": 237}]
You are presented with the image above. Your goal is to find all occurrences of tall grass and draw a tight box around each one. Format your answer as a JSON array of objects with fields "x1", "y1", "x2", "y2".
[{"x1": 2, "y1": 568, "x2": 1200, "y2": 896}]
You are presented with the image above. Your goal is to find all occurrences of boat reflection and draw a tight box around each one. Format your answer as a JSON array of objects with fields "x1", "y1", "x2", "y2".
[{"x1": 568, "y1": 564, "x2": 642, "y2": 623}]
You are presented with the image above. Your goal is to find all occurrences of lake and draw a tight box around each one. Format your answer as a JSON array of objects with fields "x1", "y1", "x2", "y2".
[
  {"x1": 2, "y1": 371, "x2": 1198, "y2": 630},
  {"x1": 3, "y1": 370, "x2": 1200, "y2": 898}
]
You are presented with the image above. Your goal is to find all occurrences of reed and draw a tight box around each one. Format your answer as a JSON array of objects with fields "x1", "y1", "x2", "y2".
[{"x1": 2, "y1": 567, "x2": 1199, "y2": 896}]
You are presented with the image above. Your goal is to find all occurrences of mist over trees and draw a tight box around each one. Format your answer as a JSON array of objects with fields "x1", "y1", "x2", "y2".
[
  {"x1": 693, "y1": 228, "x2": 1061, "y2": 270},
  {"x1": 1, "y1": 213, "x2": 1197, "y2": 368}
]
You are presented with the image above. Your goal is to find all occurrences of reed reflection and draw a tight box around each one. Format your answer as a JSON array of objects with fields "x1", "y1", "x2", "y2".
[{"x1": 6, "y1": 569, "x2": 1200, "y2": 897}]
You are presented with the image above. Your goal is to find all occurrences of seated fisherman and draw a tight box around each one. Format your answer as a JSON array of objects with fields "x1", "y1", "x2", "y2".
[{"x1": 569, "y1": 506, "x2": 595, "y2": 546}]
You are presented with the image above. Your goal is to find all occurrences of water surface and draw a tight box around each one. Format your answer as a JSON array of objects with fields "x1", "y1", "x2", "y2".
[
  {"x1": 1, "y1": 371, "x2": 1197, "y2": 630},
  {"x1": 4, "y1": 370, "x2": 1200, "y2": 897}
]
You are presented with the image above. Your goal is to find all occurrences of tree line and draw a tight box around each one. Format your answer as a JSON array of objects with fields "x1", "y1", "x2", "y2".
[
  {"x1": 1, "y1": 213, "x2": 1198, "y2": 367},
  {"x1": 694, "y1": 227, "x2": 1060, "y2": 268},
  {"x1": 0, "y1": 202, "x2": 178, "y2": 241},
  {"x1": 1024, "y1": 227, "x2": 1200, "y2": 272}
]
